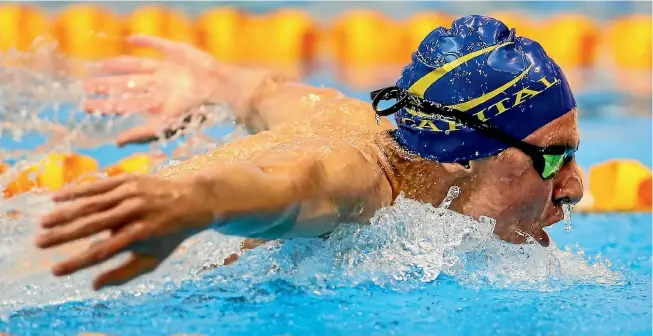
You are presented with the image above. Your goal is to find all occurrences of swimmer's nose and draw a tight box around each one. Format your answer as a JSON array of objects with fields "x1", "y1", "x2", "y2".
[{"x1": 552, "y1": 161, "x2": 584, "y2": 205}]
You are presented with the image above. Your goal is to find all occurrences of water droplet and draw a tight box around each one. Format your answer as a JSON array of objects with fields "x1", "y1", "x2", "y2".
[
  {"x1": 438, "y1": 186, "x2": 460, "y2": 209},
  {"x1": 563, "y1": 203, "x2": 574, "y2": 232}
]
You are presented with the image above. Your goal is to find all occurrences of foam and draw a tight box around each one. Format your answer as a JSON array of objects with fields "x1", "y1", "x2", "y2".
[
  {"x1": 0, "y1": 44, "x2": 624, "y2": 319},
  {"x1": 0, "y1": 187, "x2": 624, "y2": 318}
]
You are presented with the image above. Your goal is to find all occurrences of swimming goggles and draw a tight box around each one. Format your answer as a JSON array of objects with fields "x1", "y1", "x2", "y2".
[{"x1": 370, "y1": 86, "x2": 577, "y2": 180}]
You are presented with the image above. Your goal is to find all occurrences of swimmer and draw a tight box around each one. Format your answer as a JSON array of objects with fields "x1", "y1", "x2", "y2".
[{"x1": 35, "y1": 15, "x2": 583, "y2": 290}]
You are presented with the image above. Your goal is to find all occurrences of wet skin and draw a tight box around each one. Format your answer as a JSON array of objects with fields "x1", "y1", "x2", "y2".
[{"x1": 32, "y1": 36, "x2": 583, "y2": 289}]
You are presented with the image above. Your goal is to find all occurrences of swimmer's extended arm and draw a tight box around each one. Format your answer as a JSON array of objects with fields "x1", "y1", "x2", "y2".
[
  {"x1": 195, "y1": 140, "x2": 392, "y2": 239},
  {"x1": 216, "y1": 66, "x2": 393, "y2": 133},
  {"x1": 83, "y1": 35, "x2": 389, "y2": 144},
  {"x1": 35, "y1": 140, "x2": 391, "y2": 289}
]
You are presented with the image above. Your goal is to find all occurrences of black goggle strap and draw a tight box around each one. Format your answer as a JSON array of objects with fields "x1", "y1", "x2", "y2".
[{"x1": 370, "y1": 86, "x2": 544, "y2": 158}]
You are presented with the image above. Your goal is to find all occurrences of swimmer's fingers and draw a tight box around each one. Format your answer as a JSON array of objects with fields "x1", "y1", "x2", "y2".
[
  {"x1": 51, "y1": 175, "x2": 129, "y2": 202},
  {"x1": 51, "y1": 222, "x2": 147, "y2": 277},
  {"x1": 95, "y1": 56, "x2": 159, "y2": 75},
  {"x1": 83, "y1": 96, "x2": 160, "y2": 115},
  {"x1": 36, "y1": 199, "x2": 142, "y2": 248},
  {"x1": 93, "y1": 253, "x2": 160, "y2": 290},
  {"x1": 40, "y1": 185, "x2": 131, "y2": 228},
  {"x1": 116, "y1": 122, "x2": 161, "y2": 147},
  {"x1": 83, "y1": 75, "x2": 155, "y2": 95},
  {"x1": 116, "y1": 113, "x2": 204, "y2": 147}
]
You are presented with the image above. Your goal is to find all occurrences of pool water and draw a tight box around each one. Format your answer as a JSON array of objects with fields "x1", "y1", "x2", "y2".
[{"x1": 0, "y1": 69, "x2": 651, "y2": 336}]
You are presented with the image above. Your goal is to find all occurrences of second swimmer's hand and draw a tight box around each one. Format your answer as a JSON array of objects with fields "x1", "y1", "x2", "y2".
[
  {"x1": 34, "y1": 174, "x2": 215, "y2": 290},
  {"x1": 83, "y1": 35, "x2": 231, "y2": 147}
]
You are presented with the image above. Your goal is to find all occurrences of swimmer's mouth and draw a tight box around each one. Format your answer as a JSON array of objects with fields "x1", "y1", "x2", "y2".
[{"x1": 543, "y1": 211, "x2": 564, "y2": 227}]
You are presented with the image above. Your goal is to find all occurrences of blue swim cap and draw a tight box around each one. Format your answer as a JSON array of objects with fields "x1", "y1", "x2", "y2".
[{"x1": 393, "y1": 15, "x2": 577, "y2": 162}]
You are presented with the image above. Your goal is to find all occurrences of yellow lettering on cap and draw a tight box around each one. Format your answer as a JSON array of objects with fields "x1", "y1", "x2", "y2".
[
  {"x1": 512, "y1": 88, "x2": 541, "y2": 107},
  {"x1": 417, "y1": 119, "x2": 443, "y2": 132},
  {"x1": 408, "y1": 42, "x2": 514, "y2": 97},
  {"x1": 446, "y1": 65, "x2": 533, "y2": 112},
  {"x1": 401, "y1": 117, "x2": 416, "y2": 126},
  {"x1": 490, "y1": 97, "x2": 511, "y2": 115},
  {"x1": 474, "y1": 109, "x2": 489, "y2": 122},
  {"x1": 538, "y1": 76, "x2": 559, "y2": 88},
  {"x1": 447, "y1": 121, "x2": 458, "y2": 131}
]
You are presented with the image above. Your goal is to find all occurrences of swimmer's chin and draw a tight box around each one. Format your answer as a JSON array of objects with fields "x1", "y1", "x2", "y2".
[
  {"x1": 499, "y1": 227, "x2": 551, "y2": 248},
  {"x1": 518, "y1": 229, "x2": 550, "y2": 247},
  {"x1": 534, "y1": 229, "x2": 551, "y2": 247}
]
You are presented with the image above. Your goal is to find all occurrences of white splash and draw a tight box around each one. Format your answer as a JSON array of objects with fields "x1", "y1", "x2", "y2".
[
  {"x1": 0, "y1": 187, "x2": 624, "y2": 318},
  {"x1": 0, "y1": 45, "x2": 624, "y2": 318}
]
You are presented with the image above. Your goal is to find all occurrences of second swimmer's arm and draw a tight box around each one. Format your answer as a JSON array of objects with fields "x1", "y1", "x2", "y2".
[{"x1": 192, "y1": 141, "x2": 393, "y2": 239}]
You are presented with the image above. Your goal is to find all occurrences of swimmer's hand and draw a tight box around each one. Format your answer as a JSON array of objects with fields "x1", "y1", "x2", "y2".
[
  {"x1": 34, "y1": 174, "x2": 215, "y2": 290},
  {"x1": 83, "y1": 35, "x2": 228, "y2": 147}
]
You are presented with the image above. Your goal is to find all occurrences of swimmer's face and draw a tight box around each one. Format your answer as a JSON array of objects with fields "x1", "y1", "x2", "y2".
[{"x1": 452, "y1": 110, "x2": 583, "y2": 247}]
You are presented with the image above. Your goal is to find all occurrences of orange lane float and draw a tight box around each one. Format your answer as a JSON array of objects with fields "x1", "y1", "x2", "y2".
[
  {"x1": 238, "y1": 9, "x2": 317, "y2": 75},
  {"x1": 238, "y1": 12, "x2": 271, "y2": 65},
  {"x1": 266, "y1": 9, "x2": 318, "y2": 70},
  {"x1": 3, "y1": 153, "x2": 99, "y2": 198},
  {"x1": 605, "y1": 14, "x2": 652, "y2": 98},
  {"x1": 195, "y1": 7, "x2": 246, "y2": 63},
  {"x1": 538, "y1": 14, "x2": 599, "y2": 70},
  {"x1": 586, "y1": 159, "x2": 652, "y2": 212},
  {"x1": 638, "y1": 176, "x2": 652, "y2": 209},
  {"x1": 52, "y1": 4, "x2": 125, "y2": 61},
  {"x1": 0, "y1": 4, "x2": 50, "y2": 53},
  {"x1": 605, "y1": 14, "x2": 652, "y2": 70},
  {"x1": 536, "y1": 14, "x2": 600, "y2": 90},
  {"x1": 1, "y1": 153, "x2": 153, "y2": 199},
  {"x1": 126, "y1": 6, "x2": 197, "y2": 58},
  {"x1": 328, "y1": 10, "x2": 404, "y2": 66},
  {"x1": 103, "y1": 153, "x2": 152, "y2": 177}
]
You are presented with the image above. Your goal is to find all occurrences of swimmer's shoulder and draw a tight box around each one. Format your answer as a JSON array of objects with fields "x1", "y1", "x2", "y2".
[{"x1": 309, "y1": 96, "x2": 395, "y2": 133}]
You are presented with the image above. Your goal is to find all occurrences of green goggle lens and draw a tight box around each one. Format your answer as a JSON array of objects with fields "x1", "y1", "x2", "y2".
[
  {"x1": 541, "y1": 148, "x2": 575, "y2": 179},
  {"x1": 542, "y1": 154, "x2": 566, "y2": 179}
]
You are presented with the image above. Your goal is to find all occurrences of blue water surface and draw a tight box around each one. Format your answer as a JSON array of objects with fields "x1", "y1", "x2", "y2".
[
  {"x1": 1, "y1": 69, "x2": 651, "y2": 335},
  {"x1": 0, "y1": 213, "x2": 650, "y2": 336}
]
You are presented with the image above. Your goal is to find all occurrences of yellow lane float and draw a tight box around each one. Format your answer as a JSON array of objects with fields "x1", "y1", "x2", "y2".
[
  {"x1": 126, "y1": 6, "x2": 196, "y2": 58},
  {"x1": 538, "y1": 14, "x2": 599, "y2": 70},
  {"x1": 402, "y1": 12, "x2": 453, "y2": 64},
  {"x1": 195, "y1": 7, "x2": 245, "y2": 63},
  {"x1": 605, "y1": 14, "x2": 652, "y2": 98},
  {"x1": 2, "y1": 153, "x2": 99, "y2": 198},
  {"x1": 329, "y1": 10, "x2": 404, "y2": 66},
  {"x1": 0, "y1": 4, "x2": 50, "y2": 53},
  {"x1": 52, "y1": 4, "x2": 124, "y2": 60},
  {"x1": 1, "y1": 153, "x2": 154, "y2": 199},
  {"x1": 583, "y1": 159, "x2": 652, "y2": 212},
  {"x1": 605, "y1": 14, "x2": 652, "y2": 70},
  {"x1": 103, "y1": 154, "x2": 152, "y2": 177},
  {"x1": 263, "y1": 9, "x2": 317, "y2": 66}
]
